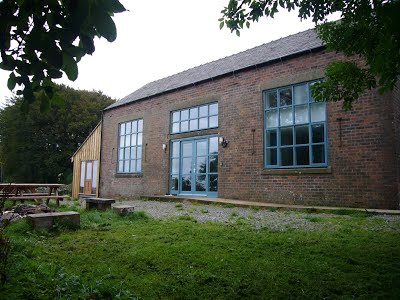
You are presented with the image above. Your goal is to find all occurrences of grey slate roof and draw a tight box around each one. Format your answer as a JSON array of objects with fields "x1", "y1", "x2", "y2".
[{"x1": 106, "y1": 28, "x2": 323, "y2": 110}]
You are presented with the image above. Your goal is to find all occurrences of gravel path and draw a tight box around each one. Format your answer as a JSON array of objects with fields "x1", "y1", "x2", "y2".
[{"x1": 68, "y1": 199, "x2": 400, "y2": 232}]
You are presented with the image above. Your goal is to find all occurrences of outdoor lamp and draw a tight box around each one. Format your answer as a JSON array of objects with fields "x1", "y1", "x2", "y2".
[{"x1": 219, "y1": 136, "x2": 229, "y2": 148}]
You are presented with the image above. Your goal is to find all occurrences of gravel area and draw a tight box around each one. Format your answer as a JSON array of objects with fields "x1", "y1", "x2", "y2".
[{"x1": 68, "y1": 199, "x2": 400, "y2": 232}]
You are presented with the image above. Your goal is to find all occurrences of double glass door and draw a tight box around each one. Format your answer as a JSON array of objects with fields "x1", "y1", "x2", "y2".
[{"x1": 170, "y1": 136, "x2": 218, "y2": 197}]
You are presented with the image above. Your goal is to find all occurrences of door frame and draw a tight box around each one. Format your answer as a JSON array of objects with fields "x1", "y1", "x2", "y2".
[{"x1": 169, "y1": 134, "x2": 218, "y2": 197}]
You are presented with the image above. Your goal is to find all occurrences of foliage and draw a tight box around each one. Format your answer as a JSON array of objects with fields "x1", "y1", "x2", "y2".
[
  {"x1": 220, "y1": 0, "x2": 400, "y2": 109},
  {"x1": 0, "y1": 0, "x2": 126, "y2": 109},
  {"x1": 1, "y1": 207, "x2": 400, "y2": 299},
  {"x1": 0, "y1": 228, "x2": 10, "y2": 285},
  {"x1": 0, "y1": 84, "x2": 114, "y2": 183}
]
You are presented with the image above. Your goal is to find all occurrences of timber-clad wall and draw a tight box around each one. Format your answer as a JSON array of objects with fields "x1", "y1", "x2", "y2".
[{"x1": 71, "y1": 122, "x2": 102, "y2": 198}]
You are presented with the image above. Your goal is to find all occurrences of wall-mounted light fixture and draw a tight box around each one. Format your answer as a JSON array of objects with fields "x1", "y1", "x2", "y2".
[
  {"x1": 162, "y1": 143, "x2": 167, "y2": 153},
  {"x1": 219, "y1": 136, "x2": 229, "y2": 148}
]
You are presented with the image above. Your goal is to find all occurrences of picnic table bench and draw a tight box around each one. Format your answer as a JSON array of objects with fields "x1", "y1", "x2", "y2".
[{"x1": 0, "y1": 183, "x2": 68, "y2": 207}]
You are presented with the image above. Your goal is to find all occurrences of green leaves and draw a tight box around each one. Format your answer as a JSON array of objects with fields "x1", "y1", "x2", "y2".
[
  {"x1": 0, "y1": 0, "x2": 126, "y2": 108},
  {"x1": 62, "y1": 54, "x2": 78, "y2": 81}
]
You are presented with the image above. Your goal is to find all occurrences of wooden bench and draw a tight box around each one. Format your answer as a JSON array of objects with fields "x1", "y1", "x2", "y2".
[
  {"x1": 85, "y1": 198, "x2": 115, "y2": 211},
  {"x1": 27, "y1": 211, "x2": 80, "y2": 229},
  {"x1": 4, "y1": 195, "x2": 69, "y2": 206}
]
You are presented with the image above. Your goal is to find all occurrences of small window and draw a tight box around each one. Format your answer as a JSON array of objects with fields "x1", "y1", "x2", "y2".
[
  {"x1": 264, "y1": 81, "x2": 327, "y2": 168},
  {"x1": 170, "y1": 102, "x2": 218, "y2": 134},
  {"x1": 118, "y1": 119, "x2": 143, "y2": 173}
]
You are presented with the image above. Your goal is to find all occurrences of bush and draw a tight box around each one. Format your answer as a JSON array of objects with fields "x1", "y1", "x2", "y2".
[{"x1": 0, "y1": 228, "x2": 10, "y2": 284}]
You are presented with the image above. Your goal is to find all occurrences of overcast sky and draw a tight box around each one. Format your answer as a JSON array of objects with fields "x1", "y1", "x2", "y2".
[{"x1": 0, "y1": 0, "x2": 337, "y2": 106}]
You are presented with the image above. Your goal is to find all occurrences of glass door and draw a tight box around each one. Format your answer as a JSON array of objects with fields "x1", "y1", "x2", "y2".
[{"x1": 170, "y1": 136, "x2": 218, "y2": 197}]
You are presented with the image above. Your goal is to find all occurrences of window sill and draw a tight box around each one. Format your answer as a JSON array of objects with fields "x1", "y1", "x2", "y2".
[
  {"x1": 262, "y1": 166, "x2": 332, "y2": 175},
  {"x1": 115, "y1": 173, "x2": 143, "y2": 178}
]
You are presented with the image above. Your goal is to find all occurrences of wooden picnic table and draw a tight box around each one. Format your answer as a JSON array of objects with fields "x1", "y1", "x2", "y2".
[{"x1": 0, "y1": 183, "x2": 67, "y2": 206}]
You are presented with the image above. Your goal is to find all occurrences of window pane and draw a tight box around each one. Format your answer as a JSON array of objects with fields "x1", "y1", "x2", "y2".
[
  {"x1": 125, "y1": 135, "x2": 131, "y2": 147},
  {"x1": 199, "y1": 105, "x2": 208, "y2": 117},
  {"x1": 172, "y1": 123, "x2": 179, "y2": 133},
  {"x1": 280, "y1": 127, "x2": 293, "y2": 145},
  {"x1": 124, "y1": 148, "x2": 130, "y2": 160},
  {"x1": 209, "y1": 155, "x2": 218, "y2": 173},
  {"x1": 311, "y1": 103, "x2": 326, "y2": 122},
  {"x1": 190, "y1": 107, "x2": 198, "y2": 118},
  {"x1": 209, "y1": 116, "x2": 218, "y2": 128},
  {"x1": 312, "y1": 145, "x2": 325, "y2": 164},
  {"x1": 266, "y1": 130, "x2": 277, "y2": 147},
  {"x1": 85, "y1": 162, "x2": 91, "y2": 179},
  {"x1": 310, "y1": 82, "x2": 317, "y2": 102},
  {"x1": 118, "y1": 161, "x2": 124, "y2": 173},
  {"x1": 138, "y1": 119, "x2": 143, "y2": 132},
  {"x1": 199, "y1": 117, "x2": 208, "y2": 129},
  {"x1": 294, "y1": 84, "x2": 308, "y2": 104},
  {"x1": 130, "y1": 147, "x2": 137, "y2": 159},
  {"x1": 120, "y1": 123, "x2": 126, "y2": 135},
  {"x1": 119, "y1": 135, "x2": 125, "y2": 148},
  {"x1": 182, "y1": 158, "x2": 192, "y2": 173},
  {"x1": 182, "y1": 143, "x2": 192, "y2": 157},
  {"x1": 296, "y1": 146, "x2": 310, "y2": 165},
  {"x1": 196, "y1": 141, "x2": 207, "y2": 156},
  {"x1": 137, "y1": 146, "x2": 142, "y2": 159},
  {"x1": 266, "y1": 91, "x2": 277, "y2": 108},
  {"x1": 209, "y1": 103, "x2": 218, "y2": 115},
  {"x1": 295, "y1": 104, "x2": 309, "y2": 124},
  {"x1": 280, "y1": 107, "x2": 293, "y2": 126},
  {"x1": 281, "y1": 148, "x2": 293, "y2": 166},
  {"x1": 196, "y1": 157, "x2": 207, "y2": 173},
  {"x1": 131, "y1": 134, "x2": 137, "y2": 146},
  {"x1": 196, "y1": 175, "x2": 206, "y2": 192},
  {"x1": 190, "y1": 119, "x2": 198, "y2": 131},
  {"x1": 125, "y1": 122, "x2": 132, "y2": 134},
  {"x1": 130, "y1": 160, "x2": 136, "y2": 173},
  {"x1": 132, "y1": 121, "x2": 138, "y2": 133},
  {"x1": 172, "y1": 142, "x2": 179, "y2": 157},
  {"x1": 137, "y1": 160, "x2": 142, "y2": 172},
  {"x1": 171, "y1": 176, "x2": 178, "y2": 191},
  {"x1": 295, "y1": 126, "x2": 309, "y2": 144},
  {"x1": 266, "y1": 148, "x2": 277, "y2": 165},
  {"x1": 137, "y1": 133, "x2": 142, "y2": 145},
  {"x1": 171, "y1": 158, "x2": 179, "y2": 174},
  {"x1": 266, "y1": 109, "x2": 278, "y2": 128},
  {"x1": 80, "y1": 162, "x2": 85, "y2": 187},
  {"x1": 181, "y1": 109, "x2": 189, "y2": 120},
  {"x1": 181, "y1": 121, "x2": 189, "y2": 132},
  {"x1": 172, "y1": 112, "x2": 180, "y2": 122},
  {"x1": 312, "y1": 124, "x2": 325, "y2": 143},
  {"x1": 209, "y1": 175, "x2": 218, "y2": 192},
  {"x1": 119, "y1": 149, "x2": 124, "y2": 160},
  {"x1": 182, "y1": 175, "x2": 191, "y2": 191},
  {"x1": 279, "y1": 88, "x2": 292, "y2": 106},
  {"x1": 124, "y1": 160, "x2": 130, "y2": 172},
  {"x1": 209, "y1": 137, "x2": 218, "y2": 154}
]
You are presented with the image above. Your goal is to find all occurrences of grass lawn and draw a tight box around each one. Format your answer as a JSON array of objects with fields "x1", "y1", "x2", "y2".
[{"x1": 1, "y1": 204, "x2": 400, "y2": 299}]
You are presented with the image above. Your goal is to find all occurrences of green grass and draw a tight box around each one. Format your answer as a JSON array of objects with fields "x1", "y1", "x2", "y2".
[{"x1": 1, "y1": 209, "x2": 399, "y2": 299}]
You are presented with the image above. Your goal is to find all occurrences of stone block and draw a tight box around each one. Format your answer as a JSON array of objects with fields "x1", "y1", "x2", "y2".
[
  {"x1": 85, "y1": 198, "x2": 115, "y2": 211},
  {"x1": 113, "y1": 204, "x2": 135, "y2": 215},
  {"x1": 27, "y1": 211, "x2": 80, "y2": 230}
]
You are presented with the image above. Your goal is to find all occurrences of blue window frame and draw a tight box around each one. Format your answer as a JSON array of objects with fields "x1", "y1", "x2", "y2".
[
  {"x1": 263, "y1": 81, "x2": 327, "y2": 168},
  {"x1": 171, "y1": 102, "x2": 218, "y2": 134},
  {"x1": 117, "y1": 119, "x2": 143, "y2": 173}
]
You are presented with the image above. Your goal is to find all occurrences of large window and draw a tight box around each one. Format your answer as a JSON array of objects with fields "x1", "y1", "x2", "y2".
[
  {"x1": 171, "y1": 102, "x2": 218, "y2": 134},
  {"x1": 118, "y1": 119, "x2": 143, "y2": 173},
  {"x1": 264, "y1": 81, "x2": 327, "y2": 168}
]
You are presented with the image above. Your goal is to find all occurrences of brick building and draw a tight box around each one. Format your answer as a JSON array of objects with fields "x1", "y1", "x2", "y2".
[{"x1": 99, "y1": 29, "x2": 400, "y2": 209}]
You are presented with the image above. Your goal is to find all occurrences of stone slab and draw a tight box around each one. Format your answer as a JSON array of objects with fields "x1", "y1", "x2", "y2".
[
  {"x1": 113, "y1": 205, "x2": 134, "y2": 215},
  {"x1": 27, "y1": 211, "x2": 80, "y2": 229},
  {"x1": 86, "y1": 198, "x2": 115, "y2": 211}
]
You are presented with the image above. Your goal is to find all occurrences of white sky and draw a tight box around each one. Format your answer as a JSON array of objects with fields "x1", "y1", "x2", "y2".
[{"x1": 0, "y1": 0, "x2": 337, "y2": 105}]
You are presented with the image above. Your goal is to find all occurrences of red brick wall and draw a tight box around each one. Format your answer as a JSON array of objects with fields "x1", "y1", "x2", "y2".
[
  {"x1": 393, "y1": 83, "x2": 400, "y2": 206},
  {"x1": 99, "y1": 50, "x2": 399, "y2": 209}
]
